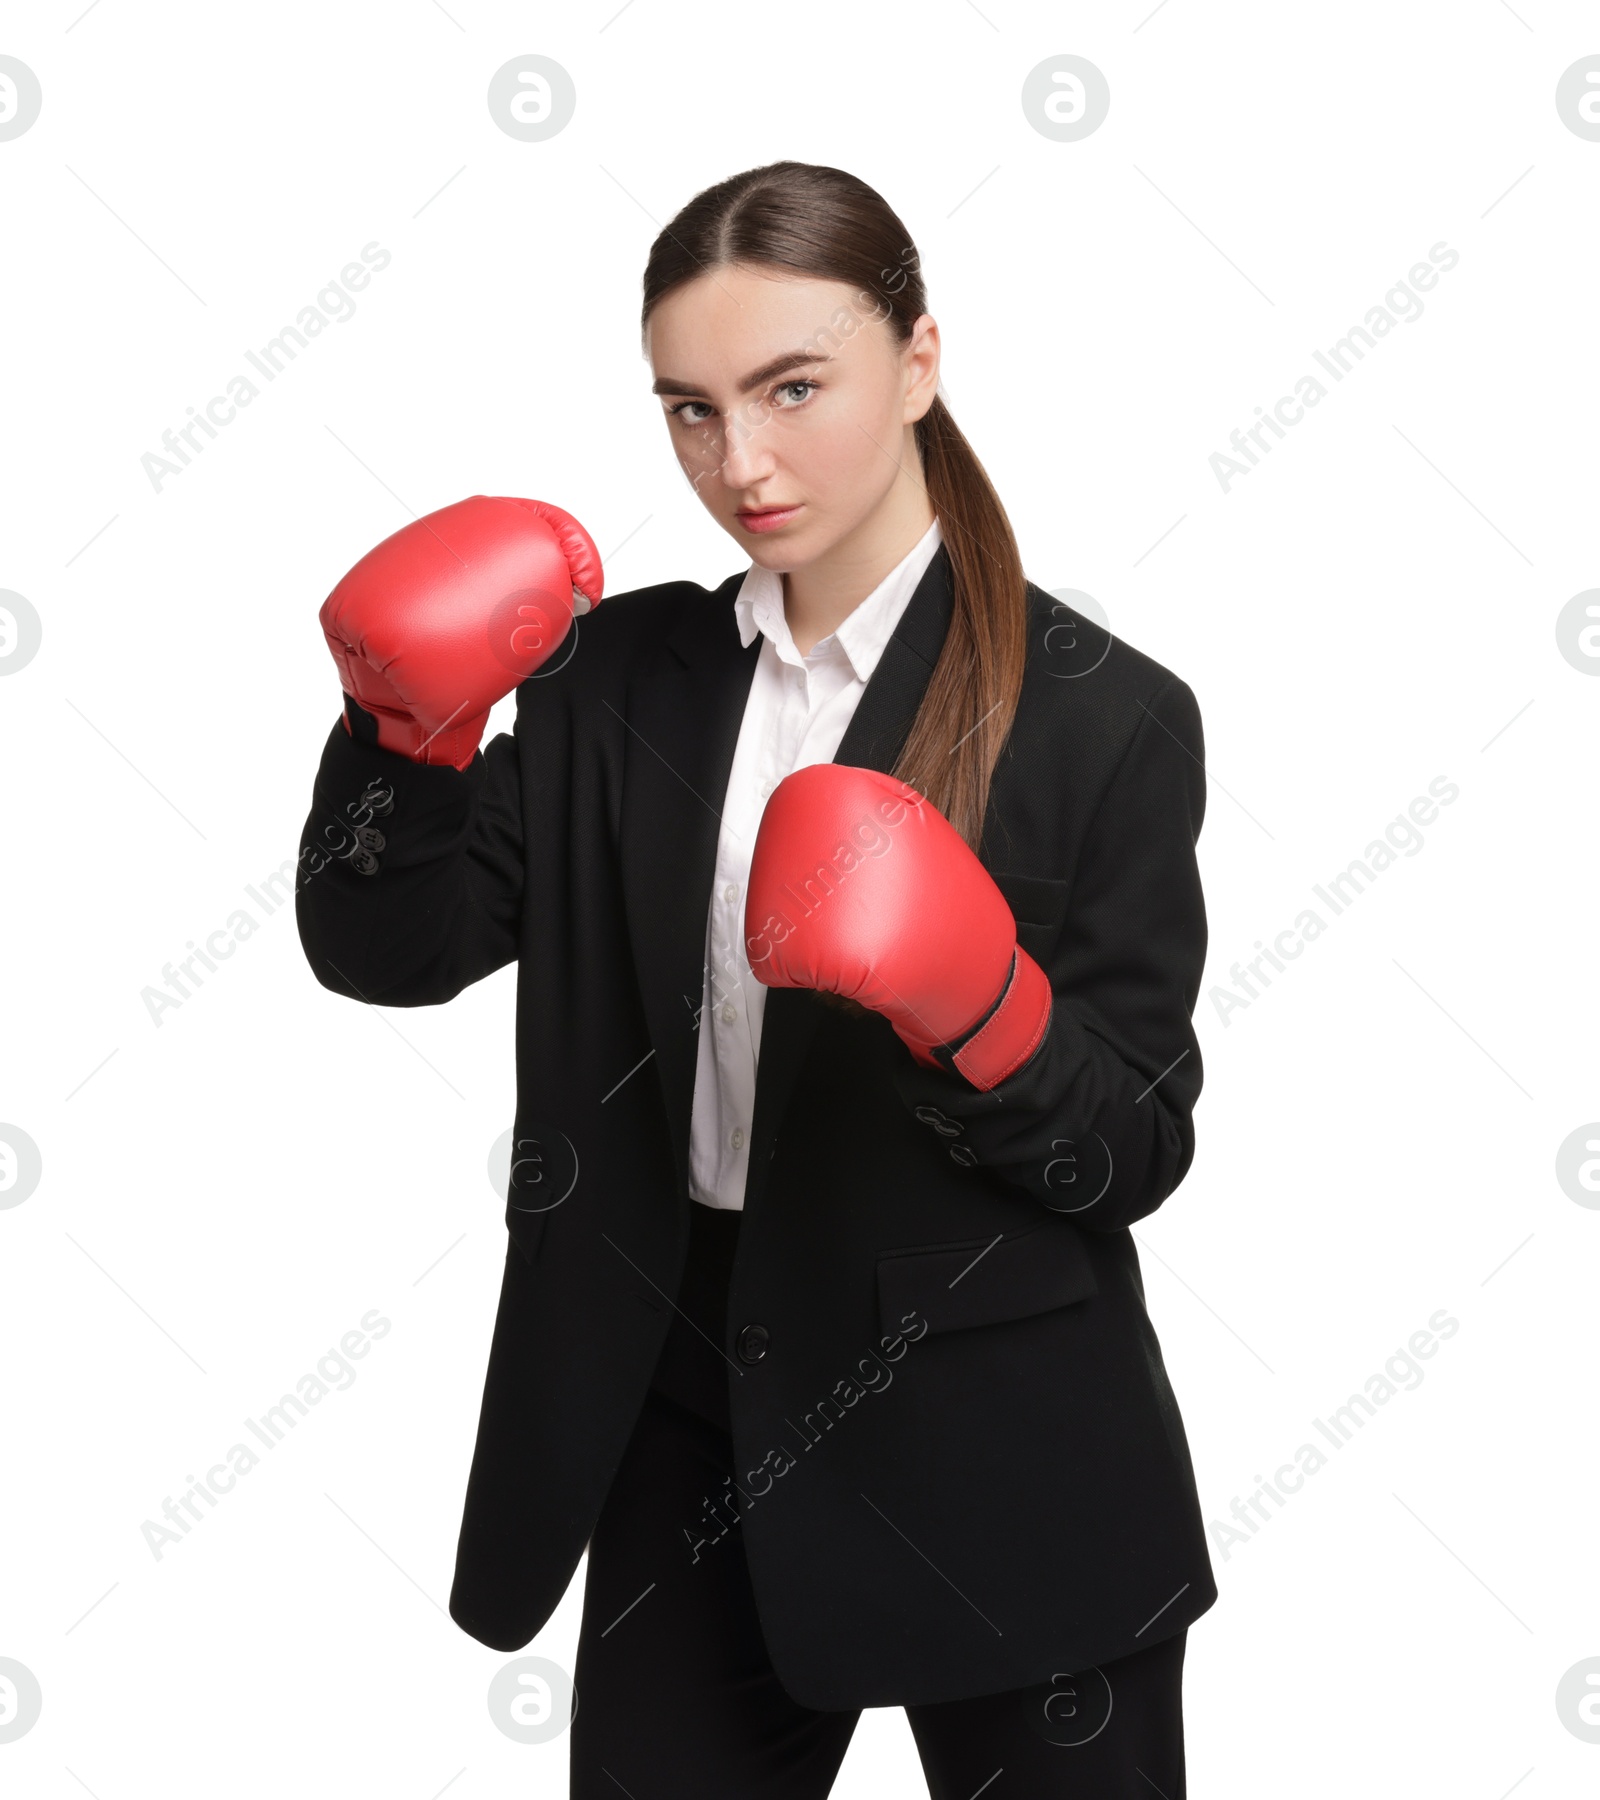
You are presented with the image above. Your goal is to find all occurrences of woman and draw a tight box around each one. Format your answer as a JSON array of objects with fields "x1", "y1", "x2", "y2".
[{"x1": 297, "y1": 160, "x2": 1215, "y2": 1797}]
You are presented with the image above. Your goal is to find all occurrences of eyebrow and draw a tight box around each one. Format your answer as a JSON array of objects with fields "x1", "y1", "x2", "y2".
[{"x1": 651, "y1": 349, "x2": 832, "y2": 400}]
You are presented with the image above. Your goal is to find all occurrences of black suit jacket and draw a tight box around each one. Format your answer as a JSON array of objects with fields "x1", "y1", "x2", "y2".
[{"x1": 294, "y1": 541, "x2": 1217, "y2": 1709}]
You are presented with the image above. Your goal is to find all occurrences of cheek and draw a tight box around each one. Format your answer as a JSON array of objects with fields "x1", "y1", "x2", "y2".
[{"x1": 791, "y1": 390, "x2": 900, "y2": 496}]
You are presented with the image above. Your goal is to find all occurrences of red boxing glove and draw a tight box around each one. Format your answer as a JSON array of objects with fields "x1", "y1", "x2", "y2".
[
  {"x1": 744, "y1": 763, "x2": 1053, "y2": 1091},
  {"x1": 319, "y1": 494, "x2": 604, "y2": 770}
]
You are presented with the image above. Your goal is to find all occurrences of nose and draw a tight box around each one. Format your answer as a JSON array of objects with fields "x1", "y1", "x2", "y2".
[{"x1": 717, "y1": 401, "x2": 777, "y2": 491}]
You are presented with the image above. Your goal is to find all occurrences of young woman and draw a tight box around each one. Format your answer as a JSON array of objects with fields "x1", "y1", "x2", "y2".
[{"x1": 297, "y1": 160, "x2": 1215, "y2": 1797}]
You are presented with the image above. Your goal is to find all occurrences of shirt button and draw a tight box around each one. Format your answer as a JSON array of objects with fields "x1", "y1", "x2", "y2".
[
  {"x1": 736, "y1": 1323, "x2": 770, "y2": 1363},
  {"x1": 730, "y1": 1127, "x2": 745, "y2": 1150},
  {"x1": 724, "y1": 883, "x2": 739, "y2": 904},
  {"x1": 721, "y1": 1003, "x2": 737, "y2": 1025}
]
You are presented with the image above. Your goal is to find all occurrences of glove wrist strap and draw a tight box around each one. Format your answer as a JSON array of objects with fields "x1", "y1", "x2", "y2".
[{"x1": 931, "y1": 946, "x2": 1052, "y2": 1092}]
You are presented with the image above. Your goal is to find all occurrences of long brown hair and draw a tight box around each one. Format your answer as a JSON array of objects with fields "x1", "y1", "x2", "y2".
[{"x1": 640, "y1": 160, "x2": 1028, "y2": 852}]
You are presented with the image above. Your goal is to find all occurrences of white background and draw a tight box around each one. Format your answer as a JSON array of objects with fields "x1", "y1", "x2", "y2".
[{"x1": 2, "y1": 1, "x2": 1596, "y2": 1794}]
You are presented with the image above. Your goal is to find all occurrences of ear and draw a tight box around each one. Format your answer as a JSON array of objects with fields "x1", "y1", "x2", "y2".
[{"x1": 902, "y1": 313, "x2": 942, "y2": 424}]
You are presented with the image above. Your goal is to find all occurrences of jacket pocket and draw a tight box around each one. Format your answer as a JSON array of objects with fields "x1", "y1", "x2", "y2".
[
  {"x1": 876, "y1": 1217, "x2": 1098, "y2": 1338},
  {"x1": 989, "y1": 869, "x2": 1072, "y2": 929},
  {"x1": 990, "y1": 869, "x2": 1072, "y2": 965}
]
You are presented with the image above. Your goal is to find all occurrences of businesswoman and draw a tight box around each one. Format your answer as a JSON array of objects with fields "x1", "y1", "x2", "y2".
[{"x1": 296, "y1": 160, "x2": 1216, "y2": 1797}]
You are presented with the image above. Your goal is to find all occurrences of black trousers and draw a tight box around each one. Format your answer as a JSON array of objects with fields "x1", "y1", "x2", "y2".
[{"x1": 570, "y1": 1202, "x2": 1189, "y2": 1797}]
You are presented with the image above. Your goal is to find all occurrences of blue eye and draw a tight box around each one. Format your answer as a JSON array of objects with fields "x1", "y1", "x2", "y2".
[{"x1": 666, "y1": 378, "x2": 819, "y2": 427}]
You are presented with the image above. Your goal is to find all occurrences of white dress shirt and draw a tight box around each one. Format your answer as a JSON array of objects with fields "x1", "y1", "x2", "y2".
[{"x1": 686, "y1": 517, "x2": 945, "y2": 1211}]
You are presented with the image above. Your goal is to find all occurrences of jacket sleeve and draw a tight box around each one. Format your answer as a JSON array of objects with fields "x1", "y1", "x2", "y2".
[
  {"x1": 294, "y1": 705, "x2": 523, "y2": 1007},
  {"x1": 889, "y1": 674, "x2": 1207, "y2": 1232}
]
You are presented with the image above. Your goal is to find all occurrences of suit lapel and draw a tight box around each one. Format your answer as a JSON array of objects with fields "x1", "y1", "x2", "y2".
[
  {"x1": 742, "y1": 543, "x2": 954, "y2": 1213},
  {"x1": 618, "y1": 543, "x2": 955, "y2": 1211},
  {"x1": 619, "y1": 572, "x2": 758, "y2": 1200}
]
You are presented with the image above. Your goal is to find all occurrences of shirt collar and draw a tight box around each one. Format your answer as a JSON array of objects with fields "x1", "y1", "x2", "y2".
[{"x1": 733, "y1": 518, "x2": 945, "y2": 685}]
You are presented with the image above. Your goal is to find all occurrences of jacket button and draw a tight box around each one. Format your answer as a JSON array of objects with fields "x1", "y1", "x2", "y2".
[
  {"x1": 914, "y1": 1105, "x2": 963, "y2": 1138},
  {"x1": 735, "y1": 1323, "x2": 769, "y2": 1364}
]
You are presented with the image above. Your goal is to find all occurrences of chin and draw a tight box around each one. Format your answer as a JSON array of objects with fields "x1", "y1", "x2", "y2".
[{"x1": 735, "y1": 525, "x2": 822, "y2": 572}]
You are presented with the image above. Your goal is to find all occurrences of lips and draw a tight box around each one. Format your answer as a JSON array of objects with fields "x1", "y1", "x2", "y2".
[{"x1": 737, "y1": 504, "x2": 802, "y2": 533}]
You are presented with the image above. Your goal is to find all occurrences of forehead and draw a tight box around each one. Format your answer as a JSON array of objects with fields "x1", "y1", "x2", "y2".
[{"x1": 645, "y1": 265, "x2": 883, "y2": 383}]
